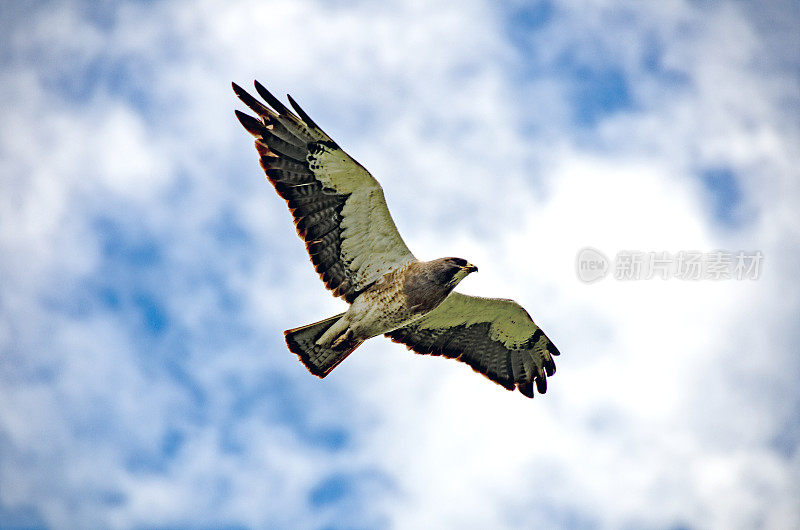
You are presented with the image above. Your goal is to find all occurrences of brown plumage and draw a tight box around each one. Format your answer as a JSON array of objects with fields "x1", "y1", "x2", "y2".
[{"x1": 234, "y1": 81, "x2": 560, "y2": 398}]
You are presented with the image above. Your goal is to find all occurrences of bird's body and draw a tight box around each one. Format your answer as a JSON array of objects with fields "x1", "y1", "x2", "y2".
[
  {"x1": 234, "y1": 81, "x2": 560, "y2": 398},
  {"x1": 316, "y1": 258, "x2": 476, "y2": 349}
]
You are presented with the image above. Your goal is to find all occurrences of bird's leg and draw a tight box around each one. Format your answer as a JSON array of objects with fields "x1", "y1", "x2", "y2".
[
  {"x1": 316, "y1": 316, "x2": 350, "y2": 348},
  {"x1": 330, "y1": 329, "x2": 354, "y2": 350}
]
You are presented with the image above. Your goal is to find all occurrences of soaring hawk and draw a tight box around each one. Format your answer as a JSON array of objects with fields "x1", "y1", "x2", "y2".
[{"x1": 233, "y1": 81, "x2": 559, "y2": 398}]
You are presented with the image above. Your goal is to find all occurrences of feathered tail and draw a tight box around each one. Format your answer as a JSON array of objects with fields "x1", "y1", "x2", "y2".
[{"x1": 284, "y1": 313, "x2": 363, "y2": 377}]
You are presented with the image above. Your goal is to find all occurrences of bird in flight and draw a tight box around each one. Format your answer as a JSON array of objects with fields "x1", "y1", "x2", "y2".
[{"x1": 233, "y1": 81, "x2": 559, "y2": 398}]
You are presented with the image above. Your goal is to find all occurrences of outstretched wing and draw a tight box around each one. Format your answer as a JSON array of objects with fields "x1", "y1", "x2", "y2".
[
  {"x1": 233, "y1": 81, "x2": 416, "y2": 303},
  {"x1": 386, "y1": 293, "x2": 560, "y2": 398}
]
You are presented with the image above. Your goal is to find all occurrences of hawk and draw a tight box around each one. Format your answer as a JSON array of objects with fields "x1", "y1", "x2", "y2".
[{"x1": 233, "y1": 81, "x2": 559, "y2": 398}]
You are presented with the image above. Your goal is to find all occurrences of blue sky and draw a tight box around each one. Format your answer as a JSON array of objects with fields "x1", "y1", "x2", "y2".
[{"x1": 1, "y1": 0, "x2": 799, "y2": 528}]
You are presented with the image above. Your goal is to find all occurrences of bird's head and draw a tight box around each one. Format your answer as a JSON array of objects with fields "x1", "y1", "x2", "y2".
[{"x1": 434, "y1": 257, "x2": 478, "y2": 287}]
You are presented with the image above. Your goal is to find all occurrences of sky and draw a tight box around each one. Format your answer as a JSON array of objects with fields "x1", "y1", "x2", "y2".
[{"x1": 1, "y1": 0, "x2": 799, "y2": 528}]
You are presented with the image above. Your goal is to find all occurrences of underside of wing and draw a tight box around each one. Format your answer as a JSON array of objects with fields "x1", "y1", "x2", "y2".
[
  {"x1": 233, "y1": 81, "x2": 416, "y2": 302},
  {"x1": 386, "y1": 292, "x2": 560, "y2": 398}
]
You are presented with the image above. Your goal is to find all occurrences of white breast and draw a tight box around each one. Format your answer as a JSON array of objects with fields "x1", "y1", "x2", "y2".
[{"x1": 345, "y1": 268, "x2": 419, "y2": 339}]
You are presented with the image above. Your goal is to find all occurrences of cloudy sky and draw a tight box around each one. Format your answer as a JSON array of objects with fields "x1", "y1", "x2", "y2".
[{"x1": 1, "y1": 0, "x2": 799, "y2": 528}]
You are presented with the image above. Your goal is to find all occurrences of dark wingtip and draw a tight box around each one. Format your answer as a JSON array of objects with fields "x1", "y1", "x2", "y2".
[
  {"x1": 235, "y1": 109, "x2": 264, "y2": 136},
  {"x1": 254, "y1": 80, "x2": 291, "y2": 115},
  {"x1": 517, "y1": 382, "x2": 534, "y2": 398},
  {"x1": 233, "y1": 82, "x2": 273, "y2": 117},
  {"x1": 286, "y1": 93, "x2": 320, "y2": 129},
  {"x1": 544, "y1": 357, "x2": 556, "y2": 377},
  {"x1": 535, "y1": 375, "x2": 547, "y2": 394}
]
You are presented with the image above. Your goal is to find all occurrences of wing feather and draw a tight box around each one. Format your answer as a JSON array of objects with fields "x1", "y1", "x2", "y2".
[
  {"x1": 259, "y1": 133, "x2": 307, "y2": 162},
  {"x1": 234, "y1": 81, "x2": 416, "y2": 302},
  {"x1": 387, "y1": 292, "x2": 559, "y2": 398}
]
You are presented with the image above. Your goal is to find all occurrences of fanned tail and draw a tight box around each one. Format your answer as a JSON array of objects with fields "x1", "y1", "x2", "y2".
[{"x1": 284, "y1": 313, "x2": 362, "y2": 377}]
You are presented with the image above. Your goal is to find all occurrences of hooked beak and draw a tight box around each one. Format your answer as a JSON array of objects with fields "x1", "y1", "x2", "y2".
[{"x1": 464, "y1": 263, "x2": 478, "y2": 274}]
